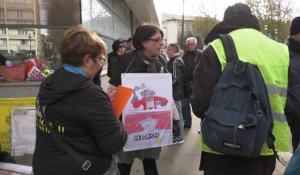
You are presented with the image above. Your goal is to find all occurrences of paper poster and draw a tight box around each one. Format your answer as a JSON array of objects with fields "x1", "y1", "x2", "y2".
[
  {"x1": 123, "y1": 110, "x2": 172, "y2": 151},
  {"x1": 122, "y1": 73, "x2": 173, "y2": 112},
  {"x1": 121, "y1": 73, "x2": 173, "y2": 151},
  {"x1": 10, "y1": 107, "x2": 36, "y2": 156}
]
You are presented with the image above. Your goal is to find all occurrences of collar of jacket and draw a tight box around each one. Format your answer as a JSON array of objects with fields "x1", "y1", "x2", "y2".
[
  {"x1": 204, "y1": 14, "x2": 260, "y2": 44},
  {"x1": 170, "y1": 53, "x2": 180, "y2": 60},
  {"x1": 287, "y1": 38, "x2": 300, "y2": 52}
]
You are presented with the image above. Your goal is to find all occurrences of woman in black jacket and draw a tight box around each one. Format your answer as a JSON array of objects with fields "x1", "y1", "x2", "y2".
[{"x1": 33, "y1": 25, "x2": 127, "y2": 175}]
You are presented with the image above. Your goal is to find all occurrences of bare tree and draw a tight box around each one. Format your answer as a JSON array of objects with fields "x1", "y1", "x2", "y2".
[
  {"x1": 192, "y1": 3, "x2": 219, "y2": 45},
  {"x1": 246, "y1": 0, "x2": 293, "y2": 42}
]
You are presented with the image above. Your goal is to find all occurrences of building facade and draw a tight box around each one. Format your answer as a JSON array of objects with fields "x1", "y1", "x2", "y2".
[
  {"x1": 0, "y1": 0, "x2": 159, "y2": 96},
  {"x1": 161, "y1": 13, "x2": 196, "y2": 45},
  {"x1": 0, "y1": 0, "x2": 37, "y2": 57}
]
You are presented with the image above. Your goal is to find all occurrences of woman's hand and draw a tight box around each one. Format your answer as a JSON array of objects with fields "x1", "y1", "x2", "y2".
[{"x1": 107, "y1": 85, "x2": 117, "y2": 101}]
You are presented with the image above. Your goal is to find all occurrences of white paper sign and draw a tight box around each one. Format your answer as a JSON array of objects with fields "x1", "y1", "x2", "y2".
[
  {"x1": 10, "y1": 107, "x2": 36, "y2": 156},
  {"x1": 121, "y1": 73, "x2": 173, "y2": 151}
]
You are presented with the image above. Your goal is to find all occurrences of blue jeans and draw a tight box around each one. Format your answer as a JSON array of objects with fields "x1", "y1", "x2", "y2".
[{"x1": 175, "y1": 100, "x2": 184, "y2": 138}]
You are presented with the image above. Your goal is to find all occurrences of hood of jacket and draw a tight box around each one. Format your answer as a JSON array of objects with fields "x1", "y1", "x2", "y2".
[
  {"x1": 287, "y1": 38, "x2": 300, "y2": 53},
  {"x1": 38, "y1": 68, "x2": 93, "y2": 105},
  {"x1": 204, "y1": 14, "x2": 260, "y2": 45}
]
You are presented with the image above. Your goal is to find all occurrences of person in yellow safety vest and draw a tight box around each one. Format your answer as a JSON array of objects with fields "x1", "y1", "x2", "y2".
[{"x1": 191, "y1": 3, "x2": 290, "y2": 175}]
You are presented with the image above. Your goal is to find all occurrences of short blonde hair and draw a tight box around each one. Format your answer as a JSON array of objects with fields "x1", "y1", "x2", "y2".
[{"x1": 60, "y1": 25, "x2": 107, "y2": 66}]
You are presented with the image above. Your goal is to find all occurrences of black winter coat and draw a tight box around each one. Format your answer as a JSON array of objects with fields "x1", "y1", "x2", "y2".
[
  {"x1": 33, "y1": 68, "x2": 127, "y2": 175},
  {"x1": 285, "y1": 38, "x2": 300, "y2": 125},
  {"x1": 182, "y1": 49, "x2": 202, "y2": 82},
  {"x1": 109, "y1": 50, "x2": 168, "y2": 86},
  {"x1": 107, "y1": 52, "x2": 120, "y2": 78},
  {"x1": 167, "y1": 55, "x2": 185, "y2": 101}
]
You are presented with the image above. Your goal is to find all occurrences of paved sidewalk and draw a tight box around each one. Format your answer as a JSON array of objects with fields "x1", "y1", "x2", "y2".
[{"x1": 130, "y1": 115, "x2": 291, "y2": 175}]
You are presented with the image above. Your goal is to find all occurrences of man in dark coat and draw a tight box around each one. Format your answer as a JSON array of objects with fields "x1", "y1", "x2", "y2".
[
  {"x1": 285, "y1": 16, "x2": 300, "y2": 151},
  {"x1": 167, "y1": 43, "x2": 185, "y2": 143},
  {"x1": 182, "y1": 37, "x2": 202, "y2": 128}
]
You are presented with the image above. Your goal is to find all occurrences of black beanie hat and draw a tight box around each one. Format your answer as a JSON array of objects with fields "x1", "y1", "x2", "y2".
[
  {"x1": 290, "y1": 17, "x2": 300, "y2": 36},
  {"x1": 223, "y1": 3, "x2": 252, "y2": 21}
]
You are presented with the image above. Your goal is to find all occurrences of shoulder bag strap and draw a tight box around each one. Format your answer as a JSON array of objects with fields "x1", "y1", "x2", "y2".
[{"x1": 41, "y1": 106, "x2": 92, "y2": 171}]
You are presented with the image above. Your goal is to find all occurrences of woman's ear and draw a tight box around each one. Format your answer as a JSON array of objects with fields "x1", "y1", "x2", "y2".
[
  {"x1": 82, "y1": 54, "x2": 92, "y2": 67},
  {"x1": 141, "y1": 41, "x2": 147, "y2": 49}
]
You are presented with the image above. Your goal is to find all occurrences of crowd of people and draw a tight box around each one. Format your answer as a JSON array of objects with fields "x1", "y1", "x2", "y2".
[{"x1": 0, "y1": 2, "x2": 297, "y2": 175}]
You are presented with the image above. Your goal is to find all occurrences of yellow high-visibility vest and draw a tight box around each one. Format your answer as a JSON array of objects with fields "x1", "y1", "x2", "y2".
[{"x1": 199, "y1": 28, "x2": 290, "y2": 155}]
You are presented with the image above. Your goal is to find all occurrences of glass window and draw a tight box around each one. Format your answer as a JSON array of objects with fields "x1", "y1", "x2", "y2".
[
  {"x1": 113, "y1": 0, "x2": 125, "y2": 21},
  {"x1": 18, "y1": 29, "x2": 27, "y2": 35},
  {"x1": 0, "y1": 9, "x2": 4, "y2": 17},
  {"x1": 81, "y1": 0, "x2": 113, "y2": 37},
  {"x1": 17, "y1": 10, "x2": 23, "y2": 18},
  {"x1": 102, "y1": 0, "x2": 112, "y2": 8},
  {"x1": 20, "y1": 39, "x2": 26, "y2": 45},
  {"x1": 114, "y1": 14, "x2": 125, "y2": 38},
  {"x1": 0, "y1": 38, "x2": 7, "y2": 45},
  {"x1": 0, "y1": 28, "x2": 6, "y2": 34},
  {"x1": 39, "y1": 0, "x2": 80, "y2": 26}
]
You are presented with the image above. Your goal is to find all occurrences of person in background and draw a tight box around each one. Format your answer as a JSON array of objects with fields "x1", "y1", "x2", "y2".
[
  {"x1": 167, "y1": 43, "x2": 185, "y2": 144},
  {"x1": 33, "y1": 25, "x2": 127, "y2": 175},
  {"x1": 179, "y1": 49, "x2": 184, "y2": 58},
  {"x1": 125, "y1": 37, "x2": 135, "y2": 51},
  {"x1": 107, "y1": 38, "x2": 126, "y2": 79},
  {"x1": 285, "y1": 16, "x2": 300, "y2": 152},
  {"x1": 191, "y1": 3, "x2": 290, "y2": 175},
  {"x1": 108, "y1": 23, "x2": 167, "y2": 175},
  {"x1": 182, "y1": 37, "x2": 202, "y2": 128},
  {"x1": 0, "y1": 53, "x2": 11, "y2": 66}
]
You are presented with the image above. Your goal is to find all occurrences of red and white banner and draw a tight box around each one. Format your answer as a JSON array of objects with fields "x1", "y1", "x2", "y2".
[{"x1": 121, "y1": 73, "x2": 173, "y2": 151}]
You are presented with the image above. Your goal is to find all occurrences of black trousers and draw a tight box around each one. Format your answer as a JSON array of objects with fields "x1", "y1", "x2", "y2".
[
  {"x1": 200, "y1": 152, "x2": 276, "y2": 175},
  {"x1": 118, "y1": 158, "x2": 158, "y2": 175},
  {"x1": 289, "y1": 118, "x2": 300, "y2": 151},
  {"x1": 182, "y1": 98, "x2": 192, "y2": 127}
]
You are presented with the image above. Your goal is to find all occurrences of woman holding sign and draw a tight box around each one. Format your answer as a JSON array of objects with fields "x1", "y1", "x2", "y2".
[{"x1": 108, "y1": 23, "x2": 168, "y2": 175}]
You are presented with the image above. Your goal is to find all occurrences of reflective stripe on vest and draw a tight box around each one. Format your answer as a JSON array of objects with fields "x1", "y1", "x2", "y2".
[
  {"x1": 267, "y1": 85, "x2": 287, "y2": 98},
  {"x1": 200, "y1": 29, "x2": 290, "y2": 155}
]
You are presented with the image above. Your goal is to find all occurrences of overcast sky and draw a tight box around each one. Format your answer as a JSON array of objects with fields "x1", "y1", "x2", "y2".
[{"x1": 154, "y1": 0, "x2": 300, "y2": 24}]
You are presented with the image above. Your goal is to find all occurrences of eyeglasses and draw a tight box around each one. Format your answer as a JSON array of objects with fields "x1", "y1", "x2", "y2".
[
  {"x1": 119, "y1": 45, "x2": 126, "y2": 49},
  {"x1": 95, "y1": 56, "x2": 106, "y2": 64},
  {"x1": 148, "y1": 37, "x2": 163, "y2": 42}
]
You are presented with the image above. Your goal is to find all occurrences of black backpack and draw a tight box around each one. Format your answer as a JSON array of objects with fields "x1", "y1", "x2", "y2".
[{"x1": 201, "y1": 34, "x2": 275, "y2": 157}]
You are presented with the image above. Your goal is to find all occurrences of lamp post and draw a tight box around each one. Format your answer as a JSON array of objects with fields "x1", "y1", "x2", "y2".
[
  {"x1": 28, "y1": 33, "x2": 32, "y2": 56},
  {"x1": 181, "y1": 0, "x2": 185, "y2": 48}
]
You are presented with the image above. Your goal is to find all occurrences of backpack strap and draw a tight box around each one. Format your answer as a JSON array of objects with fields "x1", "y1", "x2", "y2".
[{"x1": 218, "y1": 34, "x2": 239, "y2": 62}]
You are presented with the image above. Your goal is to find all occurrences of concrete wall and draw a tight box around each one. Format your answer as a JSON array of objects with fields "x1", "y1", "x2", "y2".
[{"x1": 0, "y1": 74, "x2": 110, "y2": 98}]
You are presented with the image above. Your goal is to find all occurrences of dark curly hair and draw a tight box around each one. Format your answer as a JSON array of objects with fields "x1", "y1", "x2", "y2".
[{"x1": 112, "y1": 38, "x2": 125, "y2": 52}]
